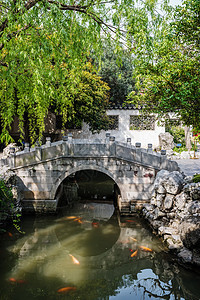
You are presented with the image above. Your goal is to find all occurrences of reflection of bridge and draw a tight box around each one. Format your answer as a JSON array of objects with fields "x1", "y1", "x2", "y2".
[{"x1": 0, "y1": 135, "x2": 179, "y2": 213}]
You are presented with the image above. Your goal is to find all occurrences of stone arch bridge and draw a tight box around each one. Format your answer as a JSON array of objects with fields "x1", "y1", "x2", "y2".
[{"x1": 0, "y1": 135, "x2": 179, "y2": 214}]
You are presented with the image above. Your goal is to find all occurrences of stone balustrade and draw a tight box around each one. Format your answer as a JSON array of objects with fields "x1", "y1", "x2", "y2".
[
  {"x1": 0, "y1": 134, "x2": 179, "y2": 214},
  {"x1": 0, "y1": 134, "x2": 178, "y2": 172}
]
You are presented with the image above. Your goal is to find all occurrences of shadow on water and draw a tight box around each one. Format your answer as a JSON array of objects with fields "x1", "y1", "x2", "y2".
[{"x1": 0, "y1": 202, "x2": 200, "y2": 300}]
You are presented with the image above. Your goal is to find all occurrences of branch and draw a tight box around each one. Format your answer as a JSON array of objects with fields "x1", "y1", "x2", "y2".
[
  {"x1": 47, "y1": 0, "x2": 127, "y2": 36},
  {"x1": 0, "y1": 60, "x2": 8, "y2": 67},
  {"x1": 0, "y1": 0, "x2": 40, "y2": 33},
  {"x1": 24, "y1": 0, "x2": 41, "y2": 10},
  {"x1": 0, "y1": 19, "x2": 8, "y2": 33}
]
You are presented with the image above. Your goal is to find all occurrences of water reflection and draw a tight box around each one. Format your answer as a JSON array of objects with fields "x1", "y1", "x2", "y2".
[{"x1": 0, "y1": 202, "x2": 200, "y2": 300}]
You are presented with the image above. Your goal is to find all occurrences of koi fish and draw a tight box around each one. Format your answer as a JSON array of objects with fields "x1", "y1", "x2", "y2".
[
  {"x1": 9, "y1": 277, "x2": 17, "y2": 283},
  {"x1": 8, "y1": 232, "x2": 13, "y2": 237},
  {"x1": 92, "y1": 222, "x2": 99, "y2": 228},
  {"x1": 126, "y1": 220, "x2": 136, "y2": 223},
  {"x1": 17, "y1": 279, "x2": 26, "y2": 284},
  {"x1": 65, "y1": 216, "x2": 77, "y2": 220},
  {"x1": 69, "y1": 254, "x2": 80, "y2": 265},
  {"x1": 131, "y1": 250, "x2": 138, "y2": 257},
  {"x1": 57, "y1": 287, "x2": 76, "y2": 294},
  {"x1": 140, "y1": 246, "x2": 153, "y2": 252},
  {"x1": 8, "y1": 278, "x2": 26, "y2": 284},
  {"x1": 73, "y1": 217, "x2": 83, "y2": 224},
  {"x1": 130, "y1": 237, "x2": 137, "y2": 242}
]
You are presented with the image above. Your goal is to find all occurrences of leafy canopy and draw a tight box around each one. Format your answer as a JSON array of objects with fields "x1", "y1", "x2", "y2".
[
  {"x1": 93, "y1": 40, "x2": 135, "y2": 105},
  {"x1": 127, "y1": 0, "x2": 200, "y2": 128},
  {"x1": 0, "y1": 0, "x2": 136, "y2": 145}
]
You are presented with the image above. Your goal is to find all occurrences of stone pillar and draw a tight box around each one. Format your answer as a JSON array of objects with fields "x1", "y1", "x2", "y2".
[
  {"x1": 135, "y1": 142, "x2": 141, "y2": 148},
  {"x1": 160, "y1": 149, "x2": 167, "y2": 169},
  {"x1": 135, "y1": 142, "x2": 142, "y2": 162},
  {"x1": 147, "y1": 143, "x2": 153, "y2": 153},
  {"x1": 68, "y1": 133, "x2": 73, "y2": 142},
  {"x1": 109, "y1": 136, "x2": 116, "y2": 156},
  {"x1": 46, "y1": 137, "x2": 51, "y2": 147},
  {"x1": 62, "y1": 136, "x2": 69, "y2": 155},
  {"x1": 9, "y1": 148, "x2": 16, "y2": 168},
  {"x1": 161, "y1": 149, "x2": 166, "y2": 155},
  {"x1": 62, "y1": 136, "x2": 68, "y2": 142},
  {"x1": 127, "y1": 138, "x2": 131, "y2": 145},
  {"x1": 24, "y1": 143, "x2": 30, "y2": 153},
  {"x1": 106, "y1": 132, "x2": 110, "y2": 143},
  {"x1": 68, "y1": 133, "x2": 73, "y2": 155}
]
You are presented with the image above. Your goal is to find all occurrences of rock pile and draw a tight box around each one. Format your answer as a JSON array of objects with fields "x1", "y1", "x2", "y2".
[
  {"x1": 142, "y1": 170, "x2": 200, "y2": 267},
  {"x1": 159, "y1": 132, "x2": 175, "y2": 150},
  {"x1": 2, "y1": 143, "x2": 21, "y2": 158}
]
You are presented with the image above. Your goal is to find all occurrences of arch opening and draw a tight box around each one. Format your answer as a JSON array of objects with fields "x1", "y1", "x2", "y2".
[{"x1": 56, "y1": 169, "x2": 121, "y2": 211}]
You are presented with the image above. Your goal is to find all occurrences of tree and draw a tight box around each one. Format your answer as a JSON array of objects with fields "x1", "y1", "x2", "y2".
[
  {"x1": 127, "y1": 0, "x2": 200, "y2": 129},
  {"x1": 93, "y1": 41, "x2": 135, "y2": 105},
  {"x1": 0, "y1": 0, "x2": 135, "y2": 145}
]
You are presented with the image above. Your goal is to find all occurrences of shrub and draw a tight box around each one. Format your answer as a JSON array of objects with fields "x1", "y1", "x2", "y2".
[
  {"x1": 0, "y1": 179, "x2": 21, "y2": 233},
  {"x1": 192, "y1": 174, "x2": 200, "y2": 183},
  {"x1": 167, "y1": 126, "x2": 185, "y2": 146}
]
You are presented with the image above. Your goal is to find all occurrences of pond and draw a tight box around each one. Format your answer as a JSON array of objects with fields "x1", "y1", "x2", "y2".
[{"x1": 0, "y1": 202, "x2": 200, "y2": 300}]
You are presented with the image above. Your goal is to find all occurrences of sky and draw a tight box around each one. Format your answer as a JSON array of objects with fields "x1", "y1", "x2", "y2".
[{"x1": 170, "y1": 0, "x2": 182, "y2": 6}]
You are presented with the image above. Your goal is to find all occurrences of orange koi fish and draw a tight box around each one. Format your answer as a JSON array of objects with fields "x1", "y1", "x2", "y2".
[
  {"x1": 57, "y1": 286, "x2": 76, "y2": 294},
  {"x1": 130, "y1": 237, "x2": 137, "y2": 242},
  {"x1": 131, "y1": 250, "x2": 138, "y2": 257},
  {"x1": 17, "y1": 279, "x2": 26, "y2": 284},
  {"x1": 73, "y1": 217, "x2": 83, "y2": 224},
  {"x1": 92, "y1": 222, "x2": 99, "y2": 228},
  {"x1": 126, "y1": 220, "x2": 136, "y2": 223},
  {"x1": 8, "y1": 232, "x2": 13, "y2": 237},
  {"x1": 8, "y1": 278, "x2": 26, "y2": 284},
  {"x1": 140, "y1": 246, "x2": 153, "y2": 252},
  {"x1": 69, "y1": 254, "x2": 80, "y2": 265},
  {"x1": 65, "y1": 216, "x2": 77, "y2": 220},
  {"x1": 9, "y1": 277, "x2": 17, "y2": 283}
]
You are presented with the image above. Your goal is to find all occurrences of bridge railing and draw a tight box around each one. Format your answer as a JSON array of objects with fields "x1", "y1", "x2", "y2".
[{"x1": 0, "y1": 135, "x2": 179, "y2": 172}]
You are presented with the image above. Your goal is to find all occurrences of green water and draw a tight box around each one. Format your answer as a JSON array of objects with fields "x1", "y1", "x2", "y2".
[{"x1": 0, "y1": 202, "x2": 199, "y2": 300}]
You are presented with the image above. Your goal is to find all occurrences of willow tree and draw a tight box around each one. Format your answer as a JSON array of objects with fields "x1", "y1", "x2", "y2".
[
  {"x1": 127, "y1": 0, "x2": 200, "y2": 129},
  {"x1": 0, "y1": 0, "x2": 135, "y2": 145}
]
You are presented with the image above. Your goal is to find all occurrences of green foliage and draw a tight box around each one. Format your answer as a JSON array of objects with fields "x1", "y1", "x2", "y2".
[
  {"x1": 192, "y1": 174, "x2": 200, "y2": 183},
  {"x1": 93, "y1": 41, "x2": 135, "y2": 104},
  {"x1": 0, "y1": 0, "x2": 136, "y2": 145},
  {"x1": 167, "y1": 126, "x2": 185, "y2": 145},
  {"x1": 0, "y1": 178, "x2": 21, "y2": 233},
  {"x1": 173, "y1": 146, "x2": 188, "y2": 153},
  {"x1": 127, "y1": 0, "x2": 200, "y2": 128}
]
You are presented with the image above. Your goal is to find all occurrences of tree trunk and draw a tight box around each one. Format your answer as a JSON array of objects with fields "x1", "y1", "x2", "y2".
[{"x1": 185, "y1": 126, "x2": 191, "y2": 151}]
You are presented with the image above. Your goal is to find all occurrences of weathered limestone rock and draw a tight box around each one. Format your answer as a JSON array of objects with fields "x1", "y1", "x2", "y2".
[
  {"x1": 153, "y1": 207, "x2": 166, "y2": 219},
  {"x1": 158, "y1": 226, "x2": 178, "y2": 236},
  {"x1": 156, "y1": 193, "x2": 165, "y2": 208},
  {"x1": 178, "y1": 248, "x2": 193, "y2": 263},
  {"x1": 179, "y1": 218, "x2": 200, "y2": 250},
  {"x1": 163, "y1": 194, "x2": 174, "y2": 211},
  {"x1": 187, "y1": 201, "x2": 200, "y2": 214},
  {"x1": 157, "y1": 185, "x2": 166, "y2": 194},
  {"x1": 141, "y1": 169, "x2": 200, "y2": 267},
  {"x1": 175, "y1": 192, "x2": 187, "y2": 211},
  {"x1": 162, "y1": 172, "x2": 184, "y2": 195},
  {"x1": 159, "y1": 132, "x2": 175, "y2": 150},
  {"x1": 153, "y1": 170, "x2": 170, "y2": 189},
  {"x1": 190, "y1": 187, "x2": 200, "y2": 200},
  {"x1": 2, "y1": 143, "x2": 21, "y2": 158}
]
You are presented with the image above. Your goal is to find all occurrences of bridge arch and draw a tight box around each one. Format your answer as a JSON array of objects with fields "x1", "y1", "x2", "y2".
[{"x1": 51, "y1": 165, "x2": 122, "y2": 209}]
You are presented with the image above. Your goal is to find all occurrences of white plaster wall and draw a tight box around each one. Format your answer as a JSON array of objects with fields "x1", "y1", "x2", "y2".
[{"x1": 71, "y1": 109, "x2": 165, "y2": 149}]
